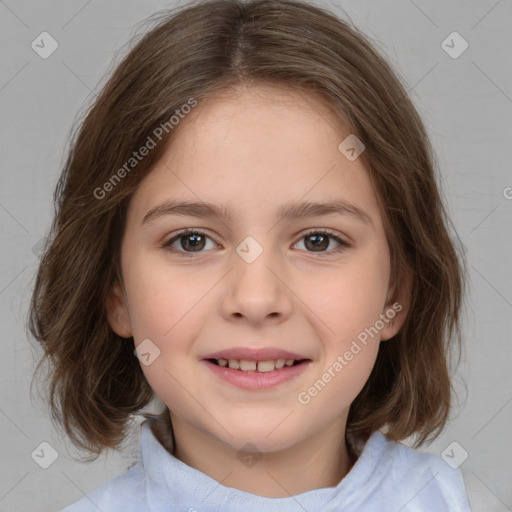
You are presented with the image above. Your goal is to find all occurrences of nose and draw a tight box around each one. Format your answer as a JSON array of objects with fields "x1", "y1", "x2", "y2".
[{"x1": 220, "y1": 241, "x2": 293, "y2": 326}]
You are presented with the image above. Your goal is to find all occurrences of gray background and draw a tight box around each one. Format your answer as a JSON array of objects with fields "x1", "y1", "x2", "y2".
[{"x1": 1, "y1": 0, "x2": 511, "y2": 510}]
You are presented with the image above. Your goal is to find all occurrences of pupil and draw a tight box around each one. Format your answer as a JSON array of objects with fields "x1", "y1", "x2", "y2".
[
  {"x1": 182, "y1": 233, "x2": 204, "y2": 252},
  {"x1": 306, "y1": 234, "x2": 328, "y2": 251}
]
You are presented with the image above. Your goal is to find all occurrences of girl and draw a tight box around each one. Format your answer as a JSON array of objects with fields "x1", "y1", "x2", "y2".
[{"x1": 29, "y1": 0, "x2": 472, "y2": 510}]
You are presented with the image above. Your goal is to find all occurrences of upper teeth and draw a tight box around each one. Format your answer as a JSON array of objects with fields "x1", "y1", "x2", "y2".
[{"x1": 216, "y1": 358, "x2": 296, "y2": 372}]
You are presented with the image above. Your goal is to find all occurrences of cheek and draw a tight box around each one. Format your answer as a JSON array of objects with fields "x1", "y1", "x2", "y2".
[
  {"x1": 124, "y1": 255, "x2": 194, "y2": 336},
  {"x1": 338, "y1": 349, "x2": 378, "y2": 408},
  {"x1": 314, "y1": 261, "x2": 389, "y2": 342},
  {"x1": 296, "y1": 333, "x2": 380, "y2": 425},
  {"x1": 127, "y1": 270, "x2": 207, "y2": 410},
  {"x1": 299, "y1": 270, "x2": 384, "y2": 407}
]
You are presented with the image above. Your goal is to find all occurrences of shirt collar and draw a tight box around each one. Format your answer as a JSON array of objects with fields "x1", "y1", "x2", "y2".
[{"x1": 139, "y1": 413, "x2": 388, "y2": 511}]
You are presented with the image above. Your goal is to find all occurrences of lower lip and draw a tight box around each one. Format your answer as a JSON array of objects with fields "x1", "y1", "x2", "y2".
[{"x1": 202, "y1": 359, "x2": 311, "y2": 390}]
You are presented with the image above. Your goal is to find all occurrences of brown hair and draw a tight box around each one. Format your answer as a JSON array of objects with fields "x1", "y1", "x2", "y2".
[{"x1": 28, "y1": 0, "x2": 466, "y2": 460}]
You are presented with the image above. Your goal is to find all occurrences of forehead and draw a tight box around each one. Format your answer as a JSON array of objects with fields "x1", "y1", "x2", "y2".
[
  {"x1": 126, "y1": 84, "x2": 383, "y2": 229},
  {"x1": 180, "y1": 83, "x2": 350, "y2": 153}
]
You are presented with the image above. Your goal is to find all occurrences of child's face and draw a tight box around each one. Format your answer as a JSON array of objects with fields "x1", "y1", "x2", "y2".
[{"x1": 107, "y1": 85, "x2": 406, "y2": 453}]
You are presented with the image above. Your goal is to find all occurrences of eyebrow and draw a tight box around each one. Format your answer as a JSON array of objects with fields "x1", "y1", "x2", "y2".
[{"x1": 141, "y1": 199, "x2": 373, "y2": 226}]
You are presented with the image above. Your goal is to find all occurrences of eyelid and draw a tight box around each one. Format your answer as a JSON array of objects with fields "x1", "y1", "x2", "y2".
[
  {"x1": 167, "y1": 227, "x2": 214, "y2": 239},
  {"x1": 162, "y1": 227, "x2": 219, "y2": 248},
  {"x1": 297, "y1": 227, "x2": 350, "y2": 244}
]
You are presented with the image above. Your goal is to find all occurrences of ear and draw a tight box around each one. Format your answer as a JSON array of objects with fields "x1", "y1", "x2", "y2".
[
  {"x1": 105, "y1": 279, "x2": 133, "y2": 338},
  {"x1": 380, "y1": 265, "x2": 413, "y2": 341}
]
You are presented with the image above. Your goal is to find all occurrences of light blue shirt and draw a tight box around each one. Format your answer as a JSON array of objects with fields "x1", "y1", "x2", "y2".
[{"x1": 61, "y1": 416, "x2": 472, "y2": 511}]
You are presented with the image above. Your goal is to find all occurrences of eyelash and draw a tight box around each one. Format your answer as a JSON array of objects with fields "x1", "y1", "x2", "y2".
[{"x1": 161, "y1": 228, "x2": 351, "y2": 257}]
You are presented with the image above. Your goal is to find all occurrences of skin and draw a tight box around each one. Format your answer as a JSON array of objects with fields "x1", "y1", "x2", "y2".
[{"x1": 106, "y1": 84, "x2": 411, "y2": 498}]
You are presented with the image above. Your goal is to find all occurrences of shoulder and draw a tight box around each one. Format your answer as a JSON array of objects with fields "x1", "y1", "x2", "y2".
[
  {"x1": 353, "y1": 431, "x2": 472, "y2": 511},
  {"x1": 59, "y1": 463, "x2": 145, "y2": 512}
]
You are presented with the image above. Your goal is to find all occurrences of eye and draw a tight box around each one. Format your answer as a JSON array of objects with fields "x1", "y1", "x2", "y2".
[
  {"x1": 293, "y1": 229, "x2": 350, "y2": 254},
  {"x1": 162, "y1": 228, "x2": 217, "y2": 255},
  {"x1": 162, "y1": 228, "x2": 350, "y2": 256}
]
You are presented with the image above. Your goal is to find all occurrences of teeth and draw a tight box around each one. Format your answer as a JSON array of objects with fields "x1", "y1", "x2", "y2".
[
  {"x1": 214, "y1": 358, "x2": 299, "y2": 372},
  {"x1": 257, "y1": 360, "x2": 275, "y2": 372},
  {"x1": 239, "y1": 359, "x2": 257, "y2": 371}
]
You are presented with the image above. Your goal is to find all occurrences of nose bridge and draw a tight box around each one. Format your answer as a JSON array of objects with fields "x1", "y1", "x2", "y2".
[
  {"x1": 234, "y1": 233, "x2": 279, "y2": 294},
  {"x1": 223, "y1": 233, "x2": 292, "y2": 321}
]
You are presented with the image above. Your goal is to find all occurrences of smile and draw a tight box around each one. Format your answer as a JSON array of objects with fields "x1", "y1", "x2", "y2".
[
  {"x1": 202, "y1": 358, "x2": 311, "y2": 390},
  {"x1": 208, "y1": 357, "x2": 305, "y2": 372}
]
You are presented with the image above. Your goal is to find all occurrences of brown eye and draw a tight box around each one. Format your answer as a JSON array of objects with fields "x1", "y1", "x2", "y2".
[
  {"x1": 163, "y1": 229, "x2": 215, "y2": 254},
  {"x1": 304, "y1": 233, "x2": 330, "y2": 251},
  {"x1": 294, "y1": 230, "x2": 350, "y2": 254}
]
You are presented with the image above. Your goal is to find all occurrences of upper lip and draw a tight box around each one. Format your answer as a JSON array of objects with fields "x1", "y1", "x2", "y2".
[{"x1": 203, "y1": 347, "x2": 310, "y2": 362}]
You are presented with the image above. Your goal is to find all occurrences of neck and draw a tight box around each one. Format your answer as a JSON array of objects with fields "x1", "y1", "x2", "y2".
[{"x1": 152, "y1": 409, "x2": 356, "y2": 498}]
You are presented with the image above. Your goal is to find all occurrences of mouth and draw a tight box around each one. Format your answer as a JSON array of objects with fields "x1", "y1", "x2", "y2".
[
  {"x1": 205, "y1": 357, "x2": 309, "y2": 373},
  {"x1": 202, "y1": 357, "x2": 312, "y2": 390}
]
